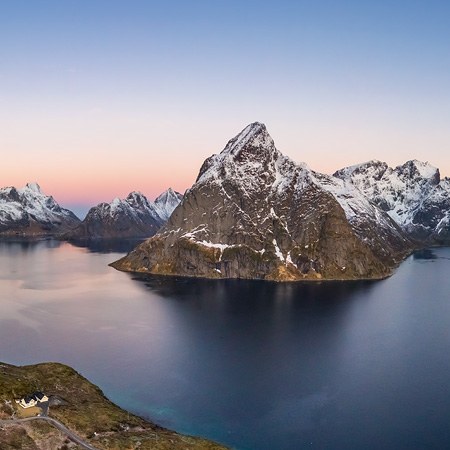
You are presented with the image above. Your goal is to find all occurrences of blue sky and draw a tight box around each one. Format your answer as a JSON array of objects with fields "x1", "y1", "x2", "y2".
[{"x1": 1, "y1": 1, "x2": 450, "y2": 213}]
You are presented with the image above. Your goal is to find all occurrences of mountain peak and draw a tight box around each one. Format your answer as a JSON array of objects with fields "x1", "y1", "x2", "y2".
[
  {"x1": 155, "y1": 187, "x2": 179, "y2": 202},
  {"x1": 222, "y1": 122, "x2": 272, "y2": 157},
  {"x1": 113, "y1": 124, "x2": 412, "y2": 281},
  {"x1": 196, "y1": 122, "x2": 277, "y2": 183},
  {"x1": 25, "y1": 182, "x2": 42, "y2": 194},
  {"x1": 334, "y1": 160, "x2": 388, "y2": 180},
  {"x1": 154, "y1": 188, "x2": 183, "y2": 221},
  {"x1": 0, "y1": 182, "x2": 80, "y2": 236},
  {"x1": 396, "y1": 160, "x2": 440, "y2": 184},
  {"x1": 126, "y1": 191, "x2": 146, "y2": 201}
]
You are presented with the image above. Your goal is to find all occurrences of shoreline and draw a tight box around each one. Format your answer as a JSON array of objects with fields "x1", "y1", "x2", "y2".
[{"x1": 0, "y1": 361, "x2": 228, "y2": 450}]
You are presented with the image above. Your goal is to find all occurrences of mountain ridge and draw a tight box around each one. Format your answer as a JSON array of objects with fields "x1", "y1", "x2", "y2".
[
  {"x1": 0, "y1": 183, "x2": 80, "y2": 237},
  {"x1": 62, "y1": 189, "x2": 183, "y2": 239},
  {"x1": 334, "y1": 159, "x2": 450, "y2": 243},
  {"x1": 112, "y1": 123, "x2": 414, "y2": 281}
]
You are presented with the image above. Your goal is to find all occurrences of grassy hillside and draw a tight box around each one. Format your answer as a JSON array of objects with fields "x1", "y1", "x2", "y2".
[{"x1": 0, "y1": 362, "x2": 227, "y2": 450}]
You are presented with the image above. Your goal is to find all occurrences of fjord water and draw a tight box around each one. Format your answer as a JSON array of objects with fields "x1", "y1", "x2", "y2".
[{"x1": 1, "y1": 241, "x2": 450, "y2": 449}]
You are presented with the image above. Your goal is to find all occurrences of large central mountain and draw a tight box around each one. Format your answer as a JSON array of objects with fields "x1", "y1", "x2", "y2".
[{"x1": 112, "y1": 123, "x2": 412, "y2": 281}]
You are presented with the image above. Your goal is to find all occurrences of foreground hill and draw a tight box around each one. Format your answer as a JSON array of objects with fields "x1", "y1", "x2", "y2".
[
  {"x1": 0, "y1": 183, "x2": 80, "y2": 237},
  {"x1": 334, "y1": 160, "x2": 450, "y2": 244},
  {"x1": 0, "y1": 361, "x2": 226, "y2": 450},
  {"x1": 62, "y1": 189, "x2": 183, "y2": 239},
  {"x1": 112, "y1": 122, "x2": 412, "y2": 281}
]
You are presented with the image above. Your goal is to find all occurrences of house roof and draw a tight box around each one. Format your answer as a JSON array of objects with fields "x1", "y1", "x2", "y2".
[{"x1": 33, "y1": 391, "x2": 45, "y2": 400}]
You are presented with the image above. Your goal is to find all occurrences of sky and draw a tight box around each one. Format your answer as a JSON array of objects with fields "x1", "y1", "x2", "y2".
[{"x1": 1, "y1": 1, "x2": 450, "y2": 216}]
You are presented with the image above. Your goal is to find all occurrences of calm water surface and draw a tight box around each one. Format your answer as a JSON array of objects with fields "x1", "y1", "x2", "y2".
[{"x1": 1, "y1": 239, "x2": 450, "y2": 449}]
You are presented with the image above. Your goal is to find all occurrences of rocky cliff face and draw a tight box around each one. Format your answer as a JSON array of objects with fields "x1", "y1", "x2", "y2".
[
  {"x1": 0, "y1": 183, "x2": 80, "y2": 237},
  {"x1": 62, "y1": 190, "x2": 182, "y2": 239},
  {"x1": 112, "y1": 123, "x2": 412, "y2": 281},
  {"x1": 334, "y1": 160, "x2": 450, "y2": 243}
]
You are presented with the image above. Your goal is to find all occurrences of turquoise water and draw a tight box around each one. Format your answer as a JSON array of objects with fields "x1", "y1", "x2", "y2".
[{"x1": 1, "y1": 239, "x2": 450, "y2": 449}]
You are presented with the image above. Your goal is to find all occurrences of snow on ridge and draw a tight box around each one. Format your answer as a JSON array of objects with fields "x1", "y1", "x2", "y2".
[
  {"x1": 334, "y1": 160, "x2": 386, "y2": 177},
  {"x1": 196, "y1": 122, "x2": 277, "y2": 186},
  {"x1": 396, "y1": 159, "x2": 438, "y2": 180},
  {"x1": 223, "y1": 122, "x2": 270, "y2": 156},
  {"x1": 154, "y1": 188, "x2": 183, "y2": 221},
  {"x1": 97, "y1": 193, "x2": 158, "y2": 221},
  {"x1": 0, "y1": 182, "x2": 78, "y2": 227},
  {"x1": 22, "y1": 182, "x2": 42, "y2": 194},
  {"x1": 335, "y1": 158, "x2": 449, "y2": 233}
]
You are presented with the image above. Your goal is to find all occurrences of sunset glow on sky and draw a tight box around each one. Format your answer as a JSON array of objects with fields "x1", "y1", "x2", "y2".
[{"x1": 1, "y1": 1, "x2": 450, "y2": 216}]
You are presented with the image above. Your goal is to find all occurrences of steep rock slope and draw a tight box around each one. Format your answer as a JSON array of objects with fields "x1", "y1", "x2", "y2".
[
  {"x1": 112, "y1": 123, "x2": 411, "y2": 281},
  {"x1": 63, "y1": 189, "x2": 182, "y2": 239},
  {"x1": 0, "y1": 183, "x2": 80, "y2": 237},
  {"x1": 334, "y1": 160, "x2": 450, "y2": 243}
]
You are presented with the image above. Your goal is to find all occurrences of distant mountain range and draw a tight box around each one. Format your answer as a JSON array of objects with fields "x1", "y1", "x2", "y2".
[
  {"x1": 0, "y1": 183, "x2": 80, "y2": 237},
  {"x1": 0, "y1": 184, "x2": 182, "y2": 239},
  {"x1": 62, "y1": 189, "x2": 182, "y2": 239},
  {"x1": 112, "y1": 122, "x2": 450, "y2": 281},
  {"x1": 334, "y1": 160, "x2": 450, "y2": 244},
  {"x1": 2, "y1": 123, "x2": 449, "y2": 281}
]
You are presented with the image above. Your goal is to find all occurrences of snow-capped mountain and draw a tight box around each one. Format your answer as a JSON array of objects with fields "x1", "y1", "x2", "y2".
[
  {"x1": 112, "y1": 123, "x2": 412, "y2": 281},
  {"x1": 62, "y1": 189, "x2": 182, "y2": 239},
  {"x1": 0, "y1": 182, "x2": 80, "y2": 237},
  {"x1": 154, "y1": 188, "x2": 183, "y2": 221},
  {"x1": 334, "y1": 160, "x2": 450, "y2": 243}
]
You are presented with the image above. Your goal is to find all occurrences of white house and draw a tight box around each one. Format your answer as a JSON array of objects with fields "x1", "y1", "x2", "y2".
[{"x1": 17, "y1": 391, "x2": 48, "y2": 409}]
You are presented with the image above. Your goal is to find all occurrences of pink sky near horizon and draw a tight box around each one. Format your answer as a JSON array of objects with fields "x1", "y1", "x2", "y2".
[{"x1": 3, "y1": 117, "x2": 449, "y2": 211}]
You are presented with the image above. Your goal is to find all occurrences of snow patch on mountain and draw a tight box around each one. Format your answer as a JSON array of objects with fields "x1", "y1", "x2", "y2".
[
  {"x1": 63, "y1": 189, "x2": 183, "y2": 239},
  {"x1": 154, "y1": 188, "x2": 183, "y2": 221},
  {"x1": 0, "y1": 182, "x2": 80, "y2": 235},
  {"x1": 334, "y1": 159, "x2": 449, "y2": 241},
  {"x1": 113, "y1": 122, "x2": 413, "y2": 281}
]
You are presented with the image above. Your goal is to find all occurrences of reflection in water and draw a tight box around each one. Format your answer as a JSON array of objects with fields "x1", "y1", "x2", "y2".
[
  {"x1": 413, "y1": 248, "x2": 437, "y2": 260},
  {"x1": 131, "y1": 273, "x2": 377, "y2": 316},
  {"x1": 0, "y1": 237, "x2": 61, "y2": 254},
  {"x1": 66, "y1": 238, "x2": 145, "y2": 254},
  {"x1": 1, "y1": 242, "x2": 450, "y2": 449}
]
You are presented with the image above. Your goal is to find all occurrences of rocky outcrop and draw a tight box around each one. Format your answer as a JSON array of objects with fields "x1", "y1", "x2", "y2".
[
  {"x1": 112, "y1": 123, "x2": 412, "y2": 281},
  {"x1": 0, "y1": 183, "x2": 80, "y2": 237},
  {"x1": 62, "y1": 189, "x2": 182, "y2": 239},
  {"x1": 334, "y1": 160, "x2": 450, "y2": 244}
]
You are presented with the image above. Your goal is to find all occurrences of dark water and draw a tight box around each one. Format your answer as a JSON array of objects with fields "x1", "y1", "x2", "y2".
[{"x1": 1, "y1": 240, "x2": 450, "y2": 449}]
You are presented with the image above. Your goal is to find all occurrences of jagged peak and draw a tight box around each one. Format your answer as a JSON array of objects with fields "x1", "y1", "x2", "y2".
[
  {"x1": 125, "y1": 191, "x2": 151, "y2": 208},
  {"x1": 221, "y1": 122, "x2": 273, "y2": 156},
  {"x1": 155, "y1": 187, "x2": 182, "y2": 203},
  {"x1": 334, "y1": 160, "x2": 389, "y2": 180},
  {"x1": 126, "y1": 191, "x2": 146, "y2": 200},
  {"x1": 196, "y1": 122, "x2": 278, "y2": 183},
  {"x1": 24, "y1": 182, "x2": 43, "y2": 194},
  {"x1": 395, "y1": 160, "x2": 440, "y2": 183}
]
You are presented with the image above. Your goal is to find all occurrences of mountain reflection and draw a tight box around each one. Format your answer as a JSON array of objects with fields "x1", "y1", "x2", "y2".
[
  {"x1": 67, "y1": 238, "x2": 145, "y2": 254},
  {"x1": 130, "y1": 273, "x2": 377, "y2": 313}
]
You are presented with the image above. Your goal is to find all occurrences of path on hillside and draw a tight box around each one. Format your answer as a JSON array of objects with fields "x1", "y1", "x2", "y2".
[{"x1": 0, "y1": 416, "x2": 98, "y2": 450}]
